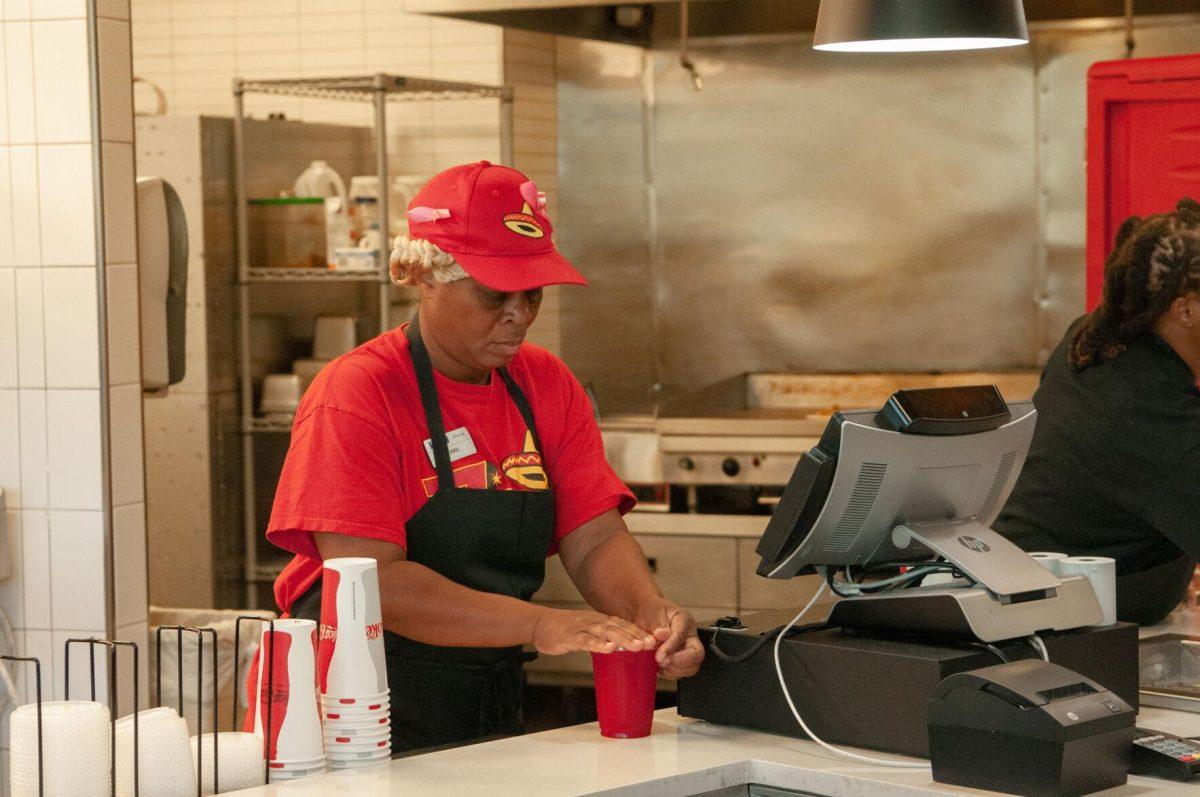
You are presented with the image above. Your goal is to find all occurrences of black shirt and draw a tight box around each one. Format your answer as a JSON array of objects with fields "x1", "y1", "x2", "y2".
[{"x1": 994, "y1": 317, "x2": 1200, "y2": 597}]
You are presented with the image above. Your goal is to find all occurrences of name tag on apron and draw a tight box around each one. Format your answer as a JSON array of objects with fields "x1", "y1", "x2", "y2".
[{"x1": 424, "y1": 427, "x2": 478, "y2": 466}]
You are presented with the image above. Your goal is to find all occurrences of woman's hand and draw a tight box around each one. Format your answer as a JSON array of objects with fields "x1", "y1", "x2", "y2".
[
  {"x1": 634, "y1": 600, "x2": 705, "y2": 679},
  {"x1": 531, "y1": 608, "x2": 658, "y2": 656}
]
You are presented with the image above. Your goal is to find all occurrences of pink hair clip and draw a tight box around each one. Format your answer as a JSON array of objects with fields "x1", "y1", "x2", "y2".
[
  {"x1": 405, "y1": 207, "x2": 451, "y2": 223},
  {"x1": 519, "y1": 181, "x2": 548, "y2": 218}
]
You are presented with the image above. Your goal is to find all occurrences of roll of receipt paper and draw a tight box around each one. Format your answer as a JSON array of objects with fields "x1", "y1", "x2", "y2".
[
  {"x1": 1028, "y1": 552, "x2": 1067, "y2": 575},
  {"x1": 1058, "y1": 556, "x2": 1117, "y2": 626}
]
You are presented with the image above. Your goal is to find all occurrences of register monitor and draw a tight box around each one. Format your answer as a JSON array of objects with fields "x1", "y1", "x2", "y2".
[{"x1": 755, "y1": 385, "x2": 1102, "y2": 642}]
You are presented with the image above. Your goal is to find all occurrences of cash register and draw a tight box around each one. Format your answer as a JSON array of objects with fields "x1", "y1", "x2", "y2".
[
  {"x1": 677, "y1": 386, "x2": 1139, "y2": 770},
  {"x1": 753, "y1": 384, "x2": 1103, "y2": 641}
]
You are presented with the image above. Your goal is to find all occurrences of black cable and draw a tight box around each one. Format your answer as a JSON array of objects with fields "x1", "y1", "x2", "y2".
[
  {"x1": 707, "y1": 622, "x2": 826, "y2": 665},
  {"x1": 851, "y1": 560, "x2": 946, "y2": 581}
]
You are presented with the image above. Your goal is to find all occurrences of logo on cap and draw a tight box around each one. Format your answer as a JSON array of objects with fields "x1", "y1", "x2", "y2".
[{"x1": 503, "y1": 202, "x2": 545, "y2": 239}]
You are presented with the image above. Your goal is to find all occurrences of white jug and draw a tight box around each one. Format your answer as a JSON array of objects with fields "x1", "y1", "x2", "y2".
[
  {"x1": 390, "y1": 174, "x2": 427, "y2": 231},
  {"x1": 293, "y1": 160, "x2": 347, "y2": 203}
]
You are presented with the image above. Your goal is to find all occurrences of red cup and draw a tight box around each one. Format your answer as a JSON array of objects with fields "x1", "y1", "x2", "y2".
[{"x1": 591, "y1": 649, "x2": 658, "y2": 739}]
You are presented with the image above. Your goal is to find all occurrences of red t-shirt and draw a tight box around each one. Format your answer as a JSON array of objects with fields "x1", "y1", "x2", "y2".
[{"x1": 268, "y1": 323, "x2": 635, "y2": 613}]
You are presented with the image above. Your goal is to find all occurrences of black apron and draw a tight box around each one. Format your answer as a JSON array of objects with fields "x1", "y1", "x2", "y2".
[{"x1": 292, "y1": 317, "x2": 556, "y2": 754}]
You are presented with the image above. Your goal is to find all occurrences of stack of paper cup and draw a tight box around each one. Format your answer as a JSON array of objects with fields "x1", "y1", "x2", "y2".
[
  {"x1": 191, "y1": 732, "x2": 266, "y2": 795},
  {"x1": 114, "y1": 707, "x2": 197, "y2": 797},
  {"x1": 1029, "y1": 552, "x2": 1068, "y2": 575},
  {"x1": 318, "y1": 557, "x2": 391, "y2": 769},
  {"x1": 1059, "y1": 555, "x2": 1118, "y2": 626},
  {"x1": 251, "y1": 618, "x2": 327, "y2": 780},
  {"x1": 10, "y1": 700, "x2": 111, "y2": 796}
]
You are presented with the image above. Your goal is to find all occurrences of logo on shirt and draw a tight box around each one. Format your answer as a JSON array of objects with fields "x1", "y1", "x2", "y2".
[
  {"x1": 419, "y1": 460, "x2": 499, "y2": 497},
  {"x1": 502, "y1": 430, "x2": 549, "y2": 490}
]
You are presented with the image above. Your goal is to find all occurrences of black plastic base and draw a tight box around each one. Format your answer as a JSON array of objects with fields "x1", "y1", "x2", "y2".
[
  {"x1": 676, "y1": 614, "x2": 1138, "y2": 758},
  {"x1": 929, "y1": 725, "x2": 1131, "y2": 796}
]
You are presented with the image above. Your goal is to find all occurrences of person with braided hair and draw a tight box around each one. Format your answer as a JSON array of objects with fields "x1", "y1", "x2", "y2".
[{"x1": 994, "y1": 198, "x2": 1200, "y2": 625}]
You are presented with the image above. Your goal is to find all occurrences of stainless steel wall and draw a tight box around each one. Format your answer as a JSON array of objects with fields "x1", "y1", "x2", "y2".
[
  {"x1": 556, "y1": 18, "x2": 1200, "y2": 414},
  {"x1": 1033, "y1": 19, "x2": 1200, "y2": 361}
]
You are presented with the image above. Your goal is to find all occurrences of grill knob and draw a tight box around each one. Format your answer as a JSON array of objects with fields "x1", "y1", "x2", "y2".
[
  {"x1": 678, "y1": 457, "x2": 695, "y2": 471},
  {"x1": 722, "y1": 457, "x2": 740, "y2": 477}
]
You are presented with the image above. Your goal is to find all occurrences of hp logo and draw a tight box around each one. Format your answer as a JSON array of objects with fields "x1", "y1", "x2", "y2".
[{"x1": 957, "y1": 535, "x2": 991, "y2": 553}]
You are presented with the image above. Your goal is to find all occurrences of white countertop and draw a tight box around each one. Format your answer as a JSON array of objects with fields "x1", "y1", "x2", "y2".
[{"x1": 232, "y1": 705, "x2": 1200, "y2": 796}]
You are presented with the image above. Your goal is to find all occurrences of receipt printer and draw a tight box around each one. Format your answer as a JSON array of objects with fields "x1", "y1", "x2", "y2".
[{"x1": 928, "y1": 660, "x2": 1135, "y2": 796}]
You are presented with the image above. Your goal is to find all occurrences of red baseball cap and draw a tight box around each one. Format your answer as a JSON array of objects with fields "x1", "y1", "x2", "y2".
[{"x1": 403, "y1": 161, "x2": 587, "y2": 292}]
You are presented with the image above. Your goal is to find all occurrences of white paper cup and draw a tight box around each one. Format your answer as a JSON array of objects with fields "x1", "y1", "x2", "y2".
[
  {"x1": 319, "y1": 558, "x2": 388, "y2": 698},
  {"x1": 191, "y1": 732, "x2": 266, "y2": 795},
  {"x1": 327, "y1": 747, "x2": 391, "y2": 760},
  {"x1": 10, "y1": 700, "x2": 111, "y2": 797},
  {"x1": 115, "y1": 707, "x2": 197, "y2": 797},
  {"x1": 326, "y1": 721, "x2": 389, "y2": 734},
  {"x1": 328, "y1": 758, "x2": 389, "y2": 770},
  {"x1": 327, "y1": 753, "x2": 390, "y2": 763},
  {"x1": 328, "y1": 758, "x2": 389, "y2": 772},
  {"x1": 320, "y1": 690, "x2": 389, "y2": 705},
  {"x1": 252, "y1": 618, "x2": 325, "y2": 765},
  {"x1": 325, "y1": 720, "x2": 390, "y2": 732},
  {"x1": 270, "y1": 757, "x2": 326, "y2": 768},
  {"x1": 270, "y1": 758, "x2": 326, "y2": 768},
  {"x1": 327, "y1": 750, "x2": 391, "y2": 764},
  {"x1": 270, "y1": 764, "x2": 327, "y2": 781},
  {"x1": 325, "y1": 714, "x2": 390, "y2": 728},
  {"x1": 324, "y1": 715, "x2": 390, "y2": 729},
  {"x1": 322, "y1": 706, "x2": 389, "y2": 718},
  {"x1": 325, "y1": 738, "x2": 390, "y2": 752},
  {"x1": 328, "y1": 746, "x2": 390, "y2": 758},
  {"x1": 324, "y1": 729, "x2": 388, "y2": 744}
]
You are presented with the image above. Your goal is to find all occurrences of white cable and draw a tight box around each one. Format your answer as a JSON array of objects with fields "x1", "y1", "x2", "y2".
[
  {"x1": 773, "y1": 581, "x2": 930, "y2": 769},
  {"x1": 1028, "y1": 634, "x2": 1050, "y2": 662}
]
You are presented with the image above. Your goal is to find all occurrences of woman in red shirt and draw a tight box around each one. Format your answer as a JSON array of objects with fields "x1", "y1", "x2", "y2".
[{"x1": 267, "y1": 161, "x2": 704, "y2": 753}]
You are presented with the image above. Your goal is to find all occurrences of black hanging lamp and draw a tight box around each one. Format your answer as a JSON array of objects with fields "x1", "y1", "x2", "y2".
[{"x1": 813, "y1": 0, "x2": 1029, "y2": 53}]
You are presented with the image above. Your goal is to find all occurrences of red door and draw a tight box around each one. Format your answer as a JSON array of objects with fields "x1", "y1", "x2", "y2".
[{"x1": 1087, "y1": 55, "x2": 1200, "y2": 309}]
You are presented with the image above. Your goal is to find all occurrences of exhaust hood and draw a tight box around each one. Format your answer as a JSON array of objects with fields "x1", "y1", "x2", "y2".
[{"x1": 404, "y1": 0, "x2": 1200, "y2": 46}]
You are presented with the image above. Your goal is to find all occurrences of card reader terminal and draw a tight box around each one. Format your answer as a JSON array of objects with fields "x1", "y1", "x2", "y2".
[{"x1": 1130, "y1": 728, "x2": 1200, "y2": 781}]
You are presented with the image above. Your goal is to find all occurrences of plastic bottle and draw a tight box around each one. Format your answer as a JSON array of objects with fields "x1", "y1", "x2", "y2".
[
  {"x1": 293, "y1": 161, "x2": 346, "y2": 202},
  {"x1": 324, "y1": 196, "x2": 353, "y2": 268},
  {"x1": 348, "y1": 175, "x2": 381, "y2": 252}
]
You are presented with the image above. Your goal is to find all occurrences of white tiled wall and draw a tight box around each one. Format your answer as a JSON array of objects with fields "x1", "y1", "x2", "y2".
[
  {"x1": 132, "y1": 0, "x2": 505, "y2": 173},
  {"x1": 1, "y1": 0, "x2": 149, "y2": 777}
]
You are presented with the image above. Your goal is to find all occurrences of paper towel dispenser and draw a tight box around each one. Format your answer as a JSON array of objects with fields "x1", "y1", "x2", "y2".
[{"x1": 136, "y1": 177, "x2": 188, "y2": 390}]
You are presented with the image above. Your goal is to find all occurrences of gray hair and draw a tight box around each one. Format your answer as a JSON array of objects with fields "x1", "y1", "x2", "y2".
[{"x1": 389, "y1": 236, "x2": 469, "y2": 287}]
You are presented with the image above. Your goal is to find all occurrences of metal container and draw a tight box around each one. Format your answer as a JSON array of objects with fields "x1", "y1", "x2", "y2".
[
  {"x1": 247, "y1": 197, "x2": 326, "y2": 269},
  {"x1": 1139, "y1": 633, "x2": 1200, "y2": 712}
]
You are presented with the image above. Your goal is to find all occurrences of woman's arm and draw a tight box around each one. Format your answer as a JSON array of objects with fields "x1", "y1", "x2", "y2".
[
  {"x1": 558, "y1": 509, "x2": 706, "y2": 678},
  {"x1": 313, "y1": 532, "x2": 652, "y2": 654}
]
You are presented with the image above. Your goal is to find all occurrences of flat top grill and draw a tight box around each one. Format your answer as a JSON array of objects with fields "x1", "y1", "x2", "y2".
[{"x1": 656, "y1": 372, "x2": 1040, "y2": 438}]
